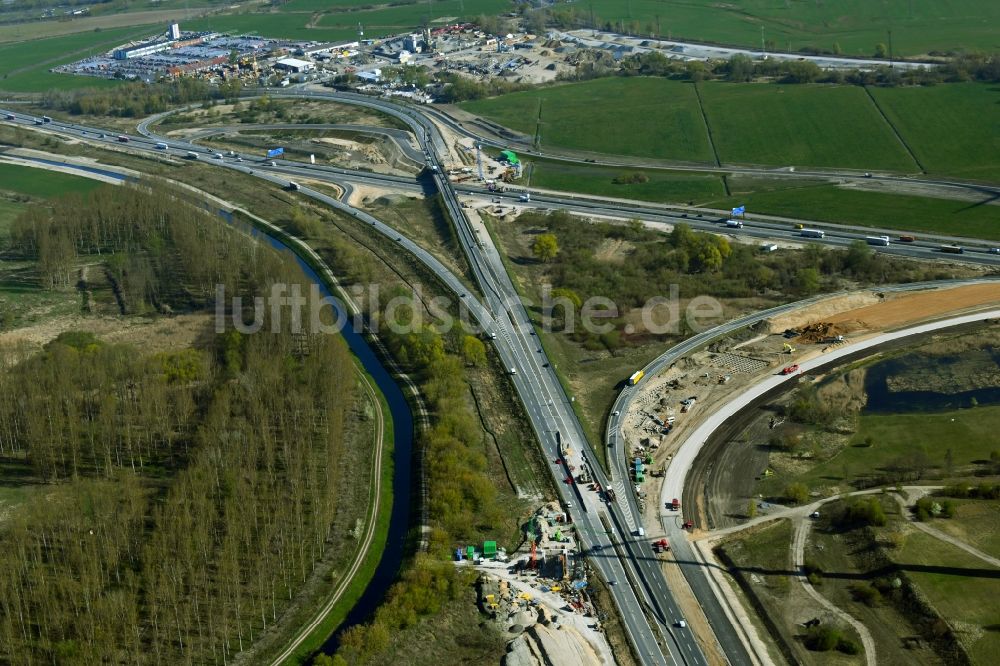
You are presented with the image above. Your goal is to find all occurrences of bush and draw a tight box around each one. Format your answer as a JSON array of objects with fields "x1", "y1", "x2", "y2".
[
  {"x1": 838, "y1": 497, "x2": 887, "y2": 528},
  {"x1": 849, "y1": 583, "x2": 881, "y2": 607},
  {"x1": 785, "y1": 482, "x2": 810, "y2": 504},
  {"x1": 803, "y1": 625, "x2": 863, "y2": 654}
]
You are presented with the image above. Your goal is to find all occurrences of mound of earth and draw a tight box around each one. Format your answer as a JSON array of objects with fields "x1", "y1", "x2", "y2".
[{"x1": 369, "y1": 193, "x2": 413, "y2": 206}]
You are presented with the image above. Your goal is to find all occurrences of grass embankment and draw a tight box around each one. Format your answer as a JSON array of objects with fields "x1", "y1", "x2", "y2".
[
  {"x1": 581, "y1": 0, "x2": 1000, "y2": 56},
  {"x1": 930, "y1": 499, "x2": 1000, "y2": 561}
]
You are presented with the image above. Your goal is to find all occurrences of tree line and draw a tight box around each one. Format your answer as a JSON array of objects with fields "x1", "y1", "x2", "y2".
[
  {"x1": 555, "y1": 49, "x2": 1000, "y2": 87},
  {"x1": 0, "y1": 185, "x2": 364, "y2": 664},
  {"x1": 39, "y1": 77, "x2": 242, "y2": 118},
  {"x1": 9, "y1": 184, "x2": 280, "y2": 312}
]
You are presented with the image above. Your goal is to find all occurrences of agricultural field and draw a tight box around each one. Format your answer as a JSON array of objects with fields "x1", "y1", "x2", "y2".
[
  {"x1": 698, "y1": 82, "x2": 919, "y2": 172},
  {"x1": 709, "y1": 184, "x2": 1000, "y2": 241},
  {"x1": 527, "y1": 158, "x2": 726, "y2": 203},
  {"x1": 0, "y1": 25, "x2": 152, "y2": 92},
  {"x1": 0, "y1": 6, "x2": 211, "y2": 44},
  {"x1": 185, "y1": 0, "x2": 507, "y2": 41},
  {"x1": 464, "y1": 79, "x2": 1000, "y2": 186},
  {"x1": 869, "y1": 83, "x2": 1000, "y2": 182},
  {"x1": 582, "y1": 0, "x2": 1000, "y2": 56},
  {"x1": 462, "y1": 77, "x2": 715, "y2": 163}
]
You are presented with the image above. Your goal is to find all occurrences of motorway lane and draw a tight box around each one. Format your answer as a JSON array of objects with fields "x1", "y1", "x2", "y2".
[
  {"x1": 35, "y1": 100, "x2": 680, "y2": 664},
  {"x1": 12, "y1": 100, "x2": 996, "y2": 665}
]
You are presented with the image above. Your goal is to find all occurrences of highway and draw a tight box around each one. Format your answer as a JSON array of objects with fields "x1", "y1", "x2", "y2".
[
  {"x1": 1, "y1": 105, "x2": 686, "y2": 664},
  {"x1": 5, "y1": 98, "x2": 999, "y2": 666}
]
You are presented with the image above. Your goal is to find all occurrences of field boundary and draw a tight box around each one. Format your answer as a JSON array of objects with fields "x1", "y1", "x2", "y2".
[
  {"x1": 862, "y1": 85, "x2": 926, "y2": 174},
  {"x1": 692, "y1": 82, "x2": 723, "y2": 170}
]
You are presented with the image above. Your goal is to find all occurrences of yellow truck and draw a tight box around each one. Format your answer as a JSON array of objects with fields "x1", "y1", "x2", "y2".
[{"x1": 628, "y1": 370, "x2": 645, "y2": 386}]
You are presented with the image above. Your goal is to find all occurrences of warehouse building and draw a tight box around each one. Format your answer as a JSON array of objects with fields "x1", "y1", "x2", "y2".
[{"x1": 274, "y1": 57, "x2": 314, "y2": 74}]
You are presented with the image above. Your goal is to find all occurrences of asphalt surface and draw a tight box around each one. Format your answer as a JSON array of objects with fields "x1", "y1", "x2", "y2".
[
  {"x1": 0, "y1": 104, "x2": 686, "y2": 664},
  {"x1": 6, "y1": 97, "x2": 999, "y2": 666}
]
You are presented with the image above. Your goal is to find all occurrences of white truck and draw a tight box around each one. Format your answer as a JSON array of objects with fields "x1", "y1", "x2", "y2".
[
  {"x1": 519, "y1": 192, "x2": 531, "y2": 202},
  {"x1": 726, "y1": 219, "x2": 744, "y2": 229},
  {"x1": 865, "y1": 235, "x2": 890, "y2": 246},
  {"x1": 155, "y1": 142, "x2": 168, "y2": 150},
  {"x1": 800, "y1": 228, "x2": 825, "y2": 239}
]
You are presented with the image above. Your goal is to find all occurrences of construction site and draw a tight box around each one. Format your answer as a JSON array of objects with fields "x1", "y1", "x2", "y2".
[{"x1": 458, "y1": 501, "x2": 614, "y2": 666}]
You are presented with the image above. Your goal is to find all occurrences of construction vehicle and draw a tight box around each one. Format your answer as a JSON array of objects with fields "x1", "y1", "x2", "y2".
[
  {"x1": 628, "y1": 369, "x2": 645, "y2": 386},
  {"x1": 782, "y1": 342, "x2": 796, "y2": 354},
  {"x1": 781, "y1": 364, "x2": 800, "y2": 375}
]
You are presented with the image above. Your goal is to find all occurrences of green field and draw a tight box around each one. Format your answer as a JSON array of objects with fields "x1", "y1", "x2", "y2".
[
  {"x1": 931, "y1": 500, "x2": 1000, "y2": 561},
  {"x1": 870, "y1": 84, "x2": 1000, "y2": 182},
  {"x1": 463, "y1": 80, "x2": 999, "y2": 183},
  {"x1": 711, "y1": 183, "x2": 1000, "y2": 241},
  {"x1": 0, "y1": 163, "x2": 102, "y2": 200},
  {"x1": 698, "y1": 83, "x2": 919, "y2": 172},
  {"x1": 528, "y1": 158, "x2": 726, "y2": 203},
  {"x1": 897, "y1": 530, "x2": 1000, "y2": 665},
  {"x1": 186, "y1": 0, "x2": 507, "y2": 40},
  {"x1": 765, "y1": 405, "x2": 1000, "y2": 493},
  {"x1": 463, "y1": 78, "x2": 715, "y2": 163},
  {"x1": 583, "y1": 0, "x2": 1000, "y2": 56},
  {"x1": 0, "y1": 26, "x2": 153, "y2": 92}
]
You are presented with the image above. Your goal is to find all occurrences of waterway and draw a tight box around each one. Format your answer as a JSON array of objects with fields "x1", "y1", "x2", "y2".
[
  {"x1": 231, "y1": 213, "x2": 415, "y2": 660},
  {"x1": 864, "y1": 350, "x2": 1000, "y2": 413}
]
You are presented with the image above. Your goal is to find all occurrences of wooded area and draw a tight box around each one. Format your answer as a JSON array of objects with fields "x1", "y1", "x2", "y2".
[{"x1": 0, "y1": 185, "x2": 364, "y2": 664}]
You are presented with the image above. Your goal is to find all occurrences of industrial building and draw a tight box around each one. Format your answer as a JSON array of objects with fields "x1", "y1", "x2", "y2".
[
  {"x1": 274, "y1": 58, "x2": 314, "y2": 74},
  {"x1": 114, "y1": 39, "x2": 173, "y2": 60}
]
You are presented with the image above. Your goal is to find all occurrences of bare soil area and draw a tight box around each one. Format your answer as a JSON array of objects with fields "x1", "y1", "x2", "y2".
[{"x1": 823, "y1": 283, "x2": 1000, "y2": 331}]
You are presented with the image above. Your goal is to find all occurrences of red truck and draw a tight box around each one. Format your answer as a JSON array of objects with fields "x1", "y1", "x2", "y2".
[
  {"x1": 781, "y1": 364, "x2": 799, "y2": 375},
  {"x1": 669, "y1": 498, "x2": 680, "y2": 511},
  {"x1": 652, "y1": 538, "x2": 670, "y2": 553}
]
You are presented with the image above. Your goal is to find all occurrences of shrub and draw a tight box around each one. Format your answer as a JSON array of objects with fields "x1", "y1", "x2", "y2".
[
  {"x1": 849, "y1": 583, "x2": 881, "y2": 607},
  {"x1": 784, "y1": 482, "x2": 810, "y2": 504}
]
